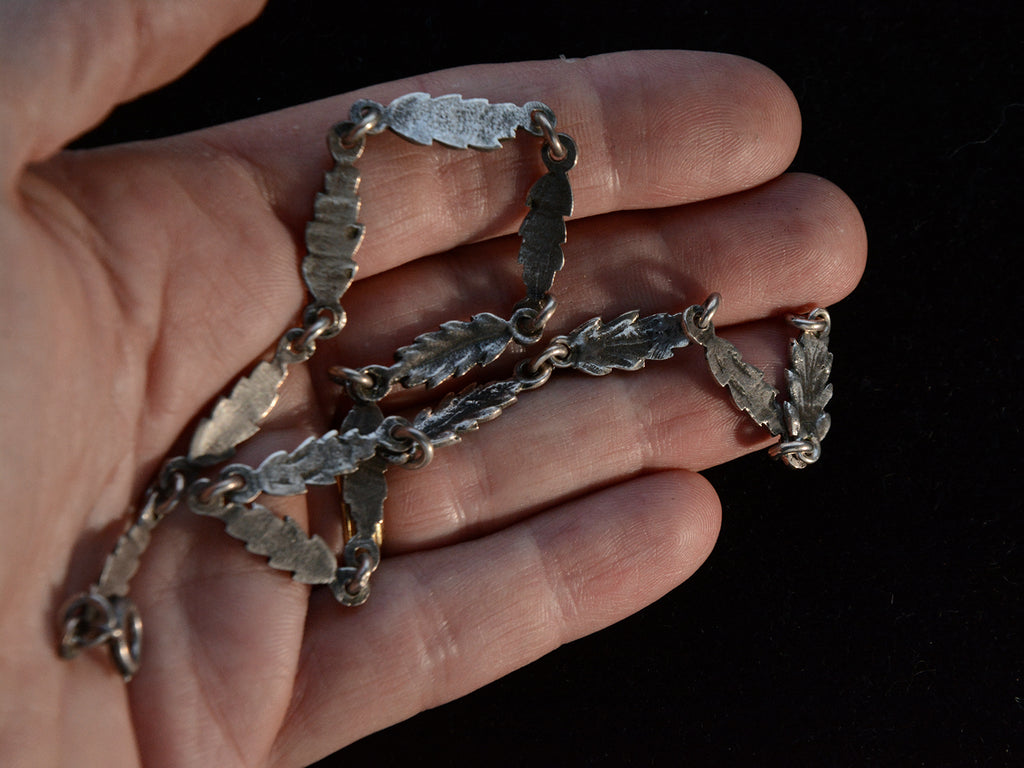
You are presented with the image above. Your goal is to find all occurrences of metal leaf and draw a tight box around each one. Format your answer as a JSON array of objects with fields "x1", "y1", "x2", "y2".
[
  {"x1": 383, "y1": 93, "x2": 535, "y2": 150},
  {"x1": 563, "y1": 311, "x2": 689, "y2": 376},
  {"x1": 683, "y1": 309, "x2": 785, "y2": 436},
  {"x1": 783, "y1": 329, "x2": 833, "y2": 440},
  {"x1": 204, "y1": 501, "x2": 337, "y2": 585},
  {"x1": 390, "y1": 312, "x2": 513, "y2": 389},
  {"x1": 255, "y1": 427, "x2": 382, "y2": 496},
  {"x1": 188, "y1": 359, "x2": 288, "y2": 466},
  {"x1": 301, "y1": 128, "x2": 364, "y2": 307},
  {"x1": 413, "y1": 379, "x2": 524, "y2": 446},
  {"x1": 339, "y1": 404, "x2": 387, "y2": 546},
  {"x1": 518, "y1": 169, "x2": 573, "y2": 300},
  {"x1": 97, "y1": 522, "x2": 152, "y2": 597}
]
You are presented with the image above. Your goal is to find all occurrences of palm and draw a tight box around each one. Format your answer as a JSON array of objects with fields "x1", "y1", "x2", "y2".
[{"x1": 0, "y1": 4, "x2": 865, "y2": 767}]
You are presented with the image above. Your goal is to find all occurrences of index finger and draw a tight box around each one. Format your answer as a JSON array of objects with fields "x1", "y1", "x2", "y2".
[{"x1": 195, "y1": 50, "x2": 801, "y2": 279}]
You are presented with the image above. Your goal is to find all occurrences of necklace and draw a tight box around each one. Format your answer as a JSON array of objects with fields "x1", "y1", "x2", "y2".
[{"x1": 59, "y1": 93, "x2": 833, "y2": 680}]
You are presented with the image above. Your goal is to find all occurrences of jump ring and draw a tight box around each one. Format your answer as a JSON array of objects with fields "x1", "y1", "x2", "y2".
[
  {"x1": 788, "y1": 308, "x2": 831, "y2": 334},
  {"x1": 531, "y1": 110, "x2": 567, "y2": 161},
  {"x1": 530, "y1": 339, "x2": 571, "y2": 372},
  {"x1": 770, "y1": 438, "x2": 822, "y2": 468},
  {"x1": 329, "y1": 365, "x2": 391, "y2": 403},
  {"x1": 390, "y1": 424, "x2": 435, "y2": 469},
  {"x1": 344, "y1": 549, "x2": 376, "y2": 596},
  {"x1": 343, "y1": 107, "x2": 382, "y2": 146},
  {"x1": 303, "y1": 303, "x2": 346, "y2": 339},
  {"x1": 196, "y1": 474, "x2": 245, "y2": 505},
  {"x1": 515, "y1": 357, "x2": 554, "y2": 391},
  {"x1": 695, "y1": 293, "x2": 721, "y2": 330}
]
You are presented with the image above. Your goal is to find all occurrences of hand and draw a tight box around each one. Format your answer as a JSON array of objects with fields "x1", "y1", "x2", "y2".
[{"x1": 0, "y1": 2, "x2": 865, "y2": 765}]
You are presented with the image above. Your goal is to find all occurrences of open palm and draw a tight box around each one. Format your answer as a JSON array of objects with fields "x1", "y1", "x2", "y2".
[{"x1": 0, "y1": 2, "x2": 865, "y2": 766}]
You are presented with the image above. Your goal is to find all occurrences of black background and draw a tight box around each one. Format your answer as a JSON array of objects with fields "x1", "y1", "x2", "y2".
[{"x1": 78, "y1": 2, "x2": 1023, "y2": 765}]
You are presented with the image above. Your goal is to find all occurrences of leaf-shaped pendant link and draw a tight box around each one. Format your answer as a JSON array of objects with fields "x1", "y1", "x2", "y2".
[
  {"x1": 387, "y1": 312, "x2": 515, "y2": 390},
  {"x1": 560, "y1": 310, "x2": 690, "y2": 376},
  {"x1": 253, "y1": 426, "x2": 385, "y2": 496},
  {"x1": 366, "y1": 93, "x2": 545, "y2": 149},
  {"x1": 189, "y1": 491, "x2": 338, "y2": 585},
  {"x1": 518, "y1": 135, "x2": 577, "y2": 303},
  {"x1": 683, "y1": 304, "x2": 786, "y2": 436},
  {"x1": 413, "y1": 380, "x2": 525, "y2": 447},
  {"x1": 301, "y1": 125, "x2": 364, "y2": 308},
  {"x1": 785, "y1": 323, "x2": 833, "y2": 441},
  {"x1": 188, "y1": 359, "x2": 289, "y2": 466}
]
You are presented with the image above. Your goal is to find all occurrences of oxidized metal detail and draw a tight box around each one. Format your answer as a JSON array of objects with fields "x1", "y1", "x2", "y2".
[
  {"x1": 518, "y1": 134, "x2": 576, "y2": 303},
  {"x1": 301, "y1": 124, "x2": 364, "y2": 310},
  {"x1": 556, "y1": 310, "x2": 690, "y2": 376},
  {"x1": 59, "y1": 90, "x2": 836, "y2": 682},
  {"x1": 351, "y1": 93, "x2": 551, "y2": 149},
  {"x1": 683, "y1": 296, "x2": 833, "y2": 468},
  {"x1": 682, "y1": 302, "x2": 786, "y2": 437},
  {"x1": 188, "y1": 359, "x2": 290, "y2": 465},
  {"x1": 337, "y1": 405, "x2": 388, "y2": 605},
  {"x1": 386, "y1": 312, "x2": 515, "y2": 390},
  {"x1": 413, "y1": 380, "x2": 525, "y2": 447},
  {"x1": 773, "y1": 309, "x2": 833, "y2": 468},
  {"x1": 250, "y1": 421, "x2": 402, "y2": 496},
  {"x1": 189, "y1": 487, "x2": 339, "y2": 585}
]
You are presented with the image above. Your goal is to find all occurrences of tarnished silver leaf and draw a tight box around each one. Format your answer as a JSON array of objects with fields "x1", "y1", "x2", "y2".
[
  {"x1": 255, "y1": 427, "x2": 382, "y2": 495},
  {"x1": 389, "y1": 312, "x2": 513, "y2": 389},
  {"x1": 188, "y1": 359, "x2": 288, "y2": 466},
  {"x1": 198, "y1": 500, "x2": 337, "y2": 585},
  {"x1": 684, "y1": 309, "x2": 785, "y2": 436},
  {"x1": 97, "y1": 519, "x2": 152, "y2": 597},
  {"x1": 413, "y1": 379, "x2": 524, "y2": 446},
  {"x1": 339, "y1": 404, "x2": 387, "y2": 547},
  {"x1": 301, "y1": 128, "x2": 364, "y2": 307},
  {"x1": 342, "y1": 455, "x2": 387, "y2": 546},
  {"x1": 563, "y1": 311, "x2": 690, "y2": 376},
  {"x1": 783, "y1": 328, "x2": 833, "y2": 441},
  {"x1": 339, "y1": 402, "x2": 384, "y2": 435},
  {"x1": 518, "y1": 165, "x2": 573, "y2": 301},
  {"x1": 382, "y1": 93, "x2": 536, "y2": 149}
]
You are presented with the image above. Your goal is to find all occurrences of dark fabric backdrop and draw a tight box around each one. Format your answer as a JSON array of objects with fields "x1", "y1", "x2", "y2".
[{"x1": 78, "y1": 2, "x2": 1023, "y2": 765}]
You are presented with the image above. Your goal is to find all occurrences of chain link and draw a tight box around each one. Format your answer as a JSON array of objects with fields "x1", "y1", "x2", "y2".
[
  {"x1": 388, "y1": 423, "x2": 435, "y2": 469},
  {"x1": 788, "y1": 307, "x2": 831, "y2": 335},
  {"x1": 531, "y1": 109, "x2": 567, "y2": 161}
]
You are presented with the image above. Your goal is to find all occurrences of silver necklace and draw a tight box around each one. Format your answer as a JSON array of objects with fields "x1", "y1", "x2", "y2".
[{"x1": 59, "y1": 93, "x2": 833, "y2": 681}]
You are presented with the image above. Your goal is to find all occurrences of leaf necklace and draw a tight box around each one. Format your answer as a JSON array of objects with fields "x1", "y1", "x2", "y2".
[{"x1": 58, "y1": 94, "x2": 834, "y2": 680}]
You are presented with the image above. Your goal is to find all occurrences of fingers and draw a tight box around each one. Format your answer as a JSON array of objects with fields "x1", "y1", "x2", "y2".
[
  {"x1": 273, "y1": 469, "x2": 721, "y2": 765},
  {"x1": 311, "y1": 172, "x2": 863, "y2": 551},
  {"x1": 0, "y1": 0, "x2": 266, "y2": 176},
  {"x1": 364, "y1": 319, "x2": 797, "y2": 553},
  {"x1": 251, "y1": 170, "x2": 862, "y2": 551},
  {"x1": 200, "y1": 50, "x2": 801, "y2": 277},
  {"x1": 324, "y1": 172, "x2": 866, "y2": 368},
  {"x1": 35, "y1": 50, "x2": 804, "y2": 459}
]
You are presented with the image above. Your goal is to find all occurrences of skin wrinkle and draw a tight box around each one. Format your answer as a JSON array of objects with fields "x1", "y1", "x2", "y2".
[
  {"x1": 409, "y1": 571, "x2": 464, "y2": 714},
  {"x1": 270, "y1": 621, "x2": 323, "y2": 766},
  {"x1": 524, "y1": 508, "x2": 586, "y2": 639},
  {"x1": 437, "y1": 447, "x2": 478, "y2": 544},
  {"x1": 576, "y1": 55, "x2": 623, "y2": 205},
  {"x1": 12, "y1": 174, "x2": 146, "y2": 527},
  {"x1": 163, "y1": 567, "x2": 297, "y2": 767}
]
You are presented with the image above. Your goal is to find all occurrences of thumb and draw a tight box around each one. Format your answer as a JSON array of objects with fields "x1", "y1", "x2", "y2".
[{"x1": 0, "y1": 0, "x2": 266, "y2": 178}]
